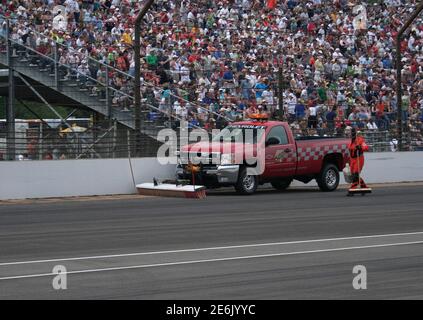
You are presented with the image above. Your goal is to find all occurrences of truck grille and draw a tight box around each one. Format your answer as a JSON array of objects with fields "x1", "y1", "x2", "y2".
[{"x1": 179, "y1": 152, "x2": 221, "y2": 165}]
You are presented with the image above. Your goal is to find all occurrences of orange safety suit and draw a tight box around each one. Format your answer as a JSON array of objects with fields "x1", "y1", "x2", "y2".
[{"x1": 348, "y1": 135, "x2": 369, "y2": 189}]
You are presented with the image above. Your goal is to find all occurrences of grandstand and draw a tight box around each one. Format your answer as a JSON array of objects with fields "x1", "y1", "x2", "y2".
[{"x1": 0, "y1": 0, "x2": 422, "y2": 160}]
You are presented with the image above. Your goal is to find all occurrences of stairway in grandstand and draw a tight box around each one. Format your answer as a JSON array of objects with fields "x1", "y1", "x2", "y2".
[
  {"x1": 0, "y1": 17, "x2": 204, "y2": 140},
  {"x1": 0, "y1": 50, "x2": 168, "y2": 140}
]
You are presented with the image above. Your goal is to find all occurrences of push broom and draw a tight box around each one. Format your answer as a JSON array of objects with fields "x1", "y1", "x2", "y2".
[
  {"x1": 136, "y1": 163, "x2": 207, "y2": 199},
  {"x1": 347, "y1": 148, "x2": 372, "y2": 196}
]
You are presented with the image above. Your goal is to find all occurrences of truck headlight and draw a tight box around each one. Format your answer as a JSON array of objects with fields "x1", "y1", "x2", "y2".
[{"x1": 220, "y1": 153, "x2": 234, "y2": 165}]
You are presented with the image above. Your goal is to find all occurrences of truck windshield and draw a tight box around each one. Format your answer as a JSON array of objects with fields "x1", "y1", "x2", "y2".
[{"x1": 212, "y1": 125, "x2": 265, "y2": 144}]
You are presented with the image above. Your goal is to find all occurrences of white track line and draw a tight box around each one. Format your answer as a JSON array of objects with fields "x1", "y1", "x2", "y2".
[
  {"x1": 1, "y1": 240, "x2": 422, "y2": 281},
  {"x1": 1, "y1": 231, "x2": 423, "y2": 267}
]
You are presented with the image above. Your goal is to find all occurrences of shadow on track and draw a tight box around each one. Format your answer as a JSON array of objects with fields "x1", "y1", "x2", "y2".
[{"x1": 206, "y1": 187, "x2": 334, "y2": 197}]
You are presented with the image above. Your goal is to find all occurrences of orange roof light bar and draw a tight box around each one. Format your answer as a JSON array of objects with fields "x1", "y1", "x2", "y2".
[{"x1": 249, "y1": 114, "x2": 269, "y2": 121}]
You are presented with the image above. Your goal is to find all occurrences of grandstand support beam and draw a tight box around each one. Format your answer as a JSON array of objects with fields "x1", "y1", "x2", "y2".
[
  {"x1": 17, "y1": 99, "x2": 52, "y2": 129},
  {"x1": 75, "y1": 125, "x2": 114, "y2": 160},
  {"x1": 16, "y1": 74, "x2": 74, "y2": 132},
  {"x1": 5, "y1": 92, "x2": 15, "y2": 161},
  {"x1": 105, "y1": 64, "x2": 111, "y2": 119},
  {"x1": 64, "y1": 109, "x2": 78, "y2": 121},
  {"x1": 134, "y1": 0, "x2": 155, "y2": 157},
  {"x1": 6, "y1": 19, "x2": 15, "y2": 161},
  {"x1": 278, "y1": 64, "x2": 284, "y2": 120},
  {"x1": 54, "y1": 44, "x2": 59, "y2": 89},
  {"x1": 396, "y1": 1, "x2": 423, "y2": 151}
]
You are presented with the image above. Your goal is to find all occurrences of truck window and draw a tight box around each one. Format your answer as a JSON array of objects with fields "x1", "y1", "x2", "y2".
[
  {"x1": 266, "y1": 126, "x2": 289, "y2": 145},
  {"x1": 212, "y1": 126, "x2": 265, "y2": 144}
]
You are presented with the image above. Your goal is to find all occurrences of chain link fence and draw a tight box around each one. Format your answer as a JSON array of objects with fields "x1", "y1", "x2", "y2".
[
  {"x1": 0, "y1": 119, "x2": 162, "y2": 161},
  {"x1": 1, "y1": 118, "x2": 422, "y2": 161}
]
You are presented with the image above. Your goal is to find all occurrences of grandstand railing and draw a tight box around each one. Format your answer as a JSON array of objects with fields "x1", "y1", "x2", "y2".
[
  {"x1": 2, "y1": 119, "x2": 421, "y2": 161},
  {"x1": 0, "y1": 15, "x2": 231, "y2": 131},
  {"x1": 0, "y1": 15, "x2": 212, "y2": 136},
  {"x1": 0, "y1": 120, "x2": 161, "y2": 160}
]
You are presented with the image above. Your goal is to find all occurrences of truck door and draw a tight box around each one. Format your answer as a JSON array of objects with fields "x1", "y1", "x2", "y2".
[{"x1": 264, "y1": 125, "x2": 297, "y2": 177}]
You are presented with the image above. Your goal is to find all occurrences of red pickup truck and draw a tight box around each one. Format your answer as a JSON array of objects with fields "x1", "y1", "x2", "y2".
[{"x1": 177, "y1": 118, "x2": 350, "y2": 195}]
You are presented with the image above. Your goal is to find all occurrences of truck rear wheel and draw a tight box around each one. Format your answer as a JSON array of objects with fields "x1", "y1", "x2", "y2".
[
  {"x1": 235, "y1": 167, "x2": 258, "y2": 195},
  {"x1": 271, "y1": 179, "x2": 293, "y2": 191},
  {"x1": 317, "y1": 163, "x2": 339, "y2": 192}
]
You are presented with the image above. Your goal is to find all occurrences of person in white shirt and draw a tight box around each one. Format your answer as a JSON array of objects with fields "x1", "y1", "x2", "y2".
[
  {"x1": 332, "y1": 48, "x2": 343, "y2": 60},
  {"x1": 308, "y1": 105, "x2": 318, "y2": 129},
  {"x1": 174, "y1": 101, "x2": 182, "y2": 117},
  {"x1": 64, "y1": 0, "x2": 80, "y2": 23},
  {"x1": 179, "y1": 105, "x2": 188, "y2": 120},
  {"x1": 366, "y1": 119, "x2": 378, "y2": 131},
  {"x1": 187, "y1": 11, "x2": 195, "y2": 24},
  {"x1": 218, "y1": 6, "x2": 229, "y2": 19},
  {"x1": 180, "y1": 62, "x2": 191, "y2": 84},
  {"x1": 77, "y1": 62, "x2": 89, "y2": 85},
  {"x1": 286, "y1": 93, "x2": 297, "y2": 121},
  {"x1": 390, "y1": 139, "x2": 398, "y2": 152},
  {"x1": 246, "y1": 71, "x2": 258, "y2": 87},
  {"x1": 262, "y1": 89, "x2": 274, "y2": 107},
  {"x1": 53, "y1": 9, "x2": 67, "y2": 31}
]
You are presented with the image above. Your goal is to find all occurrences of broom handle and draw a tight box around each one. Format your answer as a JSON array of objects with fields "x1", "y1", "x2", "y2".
[
  {"x1": 357, "y1": 146, "x2": 361, "y2": 189},
  {"x1": 192, "y1": 168, "x2": 196, "y2": 189}
]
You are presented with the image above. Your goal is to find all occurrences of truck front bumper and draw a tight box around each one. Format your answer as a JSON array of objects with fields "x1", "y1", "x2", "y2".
[{"x1": 176, "y1": 165, "x2": 240, "y2": 185}]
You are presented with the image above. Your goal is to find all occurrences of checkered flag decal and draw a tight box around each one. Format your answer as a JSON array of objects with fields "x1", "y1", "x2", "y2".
[{"x1": 297, "y1": 144, "x2": 348, "y2": 162}]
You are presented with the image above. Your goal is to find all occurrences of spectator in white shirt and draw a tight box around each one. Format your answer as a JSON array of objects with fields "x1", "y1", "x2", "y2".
[{"x1": 366, "y1": 119, "x2": 378, "y2": 131}]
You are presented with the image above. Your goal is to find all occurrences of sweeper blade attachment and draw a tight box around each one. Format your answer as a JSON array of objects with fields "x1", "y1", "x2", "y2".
[
  {"x1": 136, "y1": 183, "x2": 207, "y2": 199},
  {"x1": 347, "y1": 188, "x2": 372, "y2": 196}
]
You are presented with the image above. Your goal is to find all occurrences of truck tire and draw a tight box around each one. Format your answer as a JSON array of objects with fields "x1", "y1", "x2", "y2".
[
  {"x1": 271, "y1": 179, "x2": 293, "y2": 191},
  {"x1": 235, "y1": 167, "x2": 258, "y2": 195},
  {"x1": 317, "y1": 163, "x2": 340, "y2": 192}
]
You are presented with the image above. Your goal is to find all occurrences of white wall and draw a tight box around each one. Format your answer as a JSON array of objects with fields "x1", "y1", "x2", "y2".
[
  {"x1": 0, "y1": 158, "x2": 175, "y2": 200},
  {"x1": 362, "y1": 152, "x2": 423, "y2": 183},
  {"x1": 0, "y1": 152, "x2": 422, "y2": 200},
  {"x1": 292, "y1": 151, "x2": 423, "y2": 187}
]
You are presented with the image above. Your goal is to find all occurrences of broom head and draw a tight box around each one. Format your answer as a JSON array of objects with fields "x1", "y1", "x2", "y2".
[{"x1": 136, "y1": 183, "x2": 207, "y2": 199}]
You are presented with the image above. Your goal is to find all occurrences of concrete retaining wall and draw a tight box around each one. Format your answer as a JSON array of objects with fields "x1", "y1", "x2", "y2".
[
  {"x1": 0, "y1": 152, "x2": 422, "y2": 200},
  {"x1": 0, "y1": 158, "x2": 175, "y2": 200},
  {"x1": 362, "y1": 152, "x2": 423, "y2": 184},
  {"x1": 293, "y1": 152, "x2": 423, "y2": 187}
]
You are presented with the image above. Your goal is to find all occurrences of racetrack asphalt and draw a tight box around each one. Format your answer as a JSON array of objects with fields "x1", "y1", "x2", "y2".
[{"x1": 0, "y1": 184, "x2": 422, "y2": 299}]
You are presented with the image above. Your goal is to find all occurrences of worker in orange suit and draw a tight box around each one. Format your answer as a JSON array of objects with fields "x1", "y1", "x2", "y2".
[{"x1": 348, "y1": 128, "x2": 369, "y2": 189}]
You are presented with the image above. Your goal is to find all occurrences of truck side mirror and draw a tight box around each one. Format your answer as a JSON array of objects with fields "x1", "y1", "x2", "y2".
[{"x1": 266, "y1": 137, "x2": 280, "y2": 147}]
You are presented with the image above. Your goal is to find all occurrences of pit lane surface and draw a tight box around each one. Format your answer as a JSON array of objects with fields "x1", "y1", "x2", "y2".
[{"x1": 0, "y1": 184, "x2": 422, "y2": 299}]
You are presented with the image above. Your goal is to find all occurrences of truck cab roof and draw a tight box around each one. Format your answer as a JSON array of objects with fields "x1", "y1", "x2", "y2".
[{"x1": 229, "y1": 120, "x2": 285, "y2": 129}]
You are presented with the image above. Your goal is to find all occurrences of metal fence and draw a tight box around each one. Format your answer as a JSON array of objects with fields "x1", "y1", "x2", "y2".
[
  {"x1": 408, "y1": 119, "x2": 423, "y2": 151},
  {"x1": 0, "y1": 120, "x2": 162, "y2": 161},
  {"x1": 1, "y1": 119, "x2": 421, "y2": 161}
]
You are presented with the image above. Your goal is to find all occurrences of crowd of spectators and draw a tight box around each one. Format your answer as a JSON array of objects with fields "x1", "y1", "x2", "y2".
[{"x1": 0, "y1": 0, "x2": 422, "y2": 141}]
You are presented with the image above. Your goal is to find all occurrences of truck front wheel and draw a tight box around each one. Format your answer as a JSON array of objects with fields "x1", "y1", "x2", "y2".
[
  {"x1": 317, "y1": 163, "x2": 340, "y2": 192},
  {"x1": 235, "y1": 167, "x2": 258, "y2": 195},
  {"x1": 271, "y1": 179, "x2": 293, "y2": 191}
]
